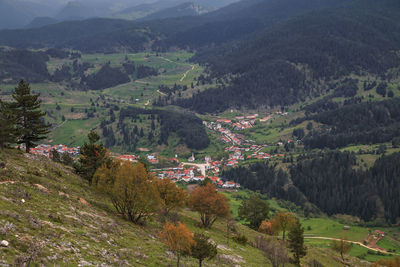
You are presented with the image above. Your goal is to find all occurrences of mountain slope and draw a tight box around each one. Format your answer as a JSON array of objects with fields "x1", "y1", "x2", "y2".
[
  {"x1": 0, "y1": 0, "x2": 399, "y2": 112},
  {"x1": 175, "y1": 0, "x2": 400, "y2": 113},
  {"x1": 56, "y1": 1, "x2": 111, "y2": 21},
  {"x1": 25, "y1": 17, "x2": 59, "y2": 29},
  {"x1": 0, "y1": 18, "x2": 142, "y2": 51},
  {"x1": 0, "y1": 0, "x2": 35, "y2": 29},
  {"x1": 0, "y1": 149, "x2": 263, "y2": 265},
  {"x1": 141, "y1": 2, "x2": 214, "y2": 21},
  {"x1": 0, "y1": 0, "x2": 350, "y2": 51},
  {"x1": 0, "y1": 0, "x2": 59, "y2": 29}
]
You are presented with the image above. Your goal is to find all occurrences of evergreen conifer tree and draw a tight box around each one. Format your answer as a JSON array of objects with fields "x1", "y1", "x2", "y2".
[
  {"x1": 0, "y1": 99, "x2": 16, "y2": 148},
  {"x1": 75, "y1": 131, "x2": 108, "y2": 185},
  {"x1": 189, "y1": 233, "x2": 217, "y2": 267},
  {"x1": 10, "y1": 80, "x2": 50, "y2": 153},
  {"x1": 288, "y1": 219, "x2": 307, "y2": 266}
]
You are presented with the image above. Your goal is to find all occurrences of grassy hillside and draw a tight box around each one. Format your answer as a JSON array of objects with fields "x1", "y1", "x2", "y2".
[
  {"x1": 0, "y1": 149, "x2": 270, "y2": 266},
  {"x1": 0, "y1": 148, "x2": 389, "y2": 266}
]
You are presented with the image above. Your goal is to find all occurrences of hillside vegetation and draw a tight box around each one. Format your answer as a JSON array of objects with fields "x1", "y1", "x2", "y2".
[
  {"x1": 0, "y1": 149, "x2": 262, "y2": 266},
  {"x1": 1, "y1": 149, "x2": 391, "y2": 266}
]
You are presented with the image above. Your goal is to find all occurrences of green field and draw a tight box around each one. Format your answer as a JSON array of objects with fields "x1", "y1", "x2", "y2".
[{"x1": 1, "y1": 51, "x2": 209, "y2": 148}]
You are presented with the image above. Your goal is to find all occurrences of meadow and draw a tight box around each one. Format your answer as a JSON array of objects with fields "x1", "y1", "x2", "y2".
[{"x1": 0, "y1": 51, "x2": 206, "y2": 148}]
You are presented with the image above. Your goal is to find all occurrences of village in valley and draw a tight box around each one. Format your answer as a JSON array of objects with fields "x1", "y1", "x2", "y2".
[{"x1": 29, "y1": 112, "x2": 293, "y2": 190}]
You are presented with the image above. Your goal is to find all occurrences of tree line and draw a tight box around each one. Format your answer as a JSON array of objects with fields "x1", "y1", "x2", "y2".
[
  {"x1": 299, "y1": 98, "x2": 400, "y2": 149},
  {"x1": 0, "y1": 48, "x2": 81, "y2": 84},
  {"x1": 114, "y1": 107, "x2": 210, "y2": 150},
  {"x1": 222, "y1": 162, "x2": 317, "y2": 215},
  {"x1": 224, "y1": 150, "x2": 400, "y2": 224}
]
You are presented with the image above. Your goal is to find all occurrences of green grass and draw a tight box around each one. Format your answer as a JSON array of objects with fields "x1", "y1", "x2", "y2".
[
  {"x1": 1, "y1": 51, "x2": 209, "y2": 149},
  {"x1": 2, "y1": 149, "x2": 398, "y2": 266},
  {"x1": 301, "y1": 217, "x2": 368, "y2": 242},
  {"x1": 377, "y1": 237, "x2": 400, "y2": 252},
  {"x1": 49, "y1": 118, "x2": 100, "y2": 146},
  {"x1": 0, "y1": 149, "x2": 282, "y2": 266}
]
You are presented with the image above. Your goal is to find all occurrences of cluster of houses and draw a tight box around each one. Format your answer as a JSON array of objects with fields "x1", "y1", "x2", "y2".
[
  {"x1": 204, "y1": 113, "x2": 278, "y2": 146},
  {"x1": 204, "y1": 121, "x2": 246, "y2": 145},
  {"x1": 30, "y1": 144, "x2": 80, "y2": 158},
  {"x1": 156, "y1": 164, "x2": 240, "y2": 189},
  {"x1": 116, "y1": 153, "x2": 166, "y2": 165},
  {"x1": 115, "y1": 154, "x2": 139, "y2": 162},
  {"x1": 157, "y1": 165, "x2": 202, "y2": 181}
]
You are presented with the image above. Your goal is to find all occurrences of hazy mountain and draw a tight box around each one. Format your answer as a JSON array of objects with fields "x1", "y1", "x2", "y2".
[
  {"x1": 25, "y1": 17, "x2": 59, "y2": 29},
  {"x1": 176, "y1": 0, "x2": 400, "y2": 113},
  {"x1": 0, "y1": 0, "x2": 33, "y2": 29},
  {"x1": 141, "y1": 2, "x2": 214, "y2": 21},
  {"x1": 192, "y1": 0, "x2": 239, "y2": 9},
  {"x1": 111, "y1": 0, "x2": 179, "y2": 20},
  {"x1": 0, "y1": 0, "x2": 364, "y2": 50},
  {"x1": 0, "y1": 0, "x2": 61, "y2": 29},
  {"x1": 56, "y1": 1, "x2": 111, "y2": 20},
  {"x1": 112, "y1": 0, "x2": 237, "y2": 20}
]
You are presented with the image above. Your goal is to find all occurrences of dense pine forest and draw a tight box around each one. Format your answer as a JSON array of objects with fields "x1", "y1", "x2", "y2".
[
  {"x1": 293, "y1": 98, "x2": 400, "y2": 149},
  {"x1": 176, "y1": 0, "x2": 400, "y2": 112},
  {"x1": 223, "y1": 151, "x2": 400, "y2": 224},
  {"x1": 100, "y1": 107, "x2": 210, "y2": 151}
]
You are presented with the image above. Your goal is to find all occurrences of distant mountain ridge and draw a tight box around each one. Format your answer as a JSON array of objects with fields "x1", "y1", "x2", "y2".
[
  {"x1": 141, "y1": 2, "x2": 214, "y2": 21},
  {"x1": 112, "y1": 0, "x2": 235, "y2": 20},
  {"x1": 0, "y1": 0, "x2": 60, "y2": 29},
  {"x1": 25, "y1": 17, "x2": 59, "y2": 29},
  {"x1": 0, "y1": 0, "x2": 399, "y2": 113},
  {"x1": 175, "y1": 0, "x2": 400, "y2": 113},
  {"x1": 0, "y1": 0, "x2": 238, "y2": 29}
]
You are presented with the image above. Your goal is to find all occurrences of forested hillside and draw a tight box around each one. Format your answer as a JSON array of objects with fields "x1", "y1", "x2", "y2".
[
  {"x1": 141, "y1": 2, "x2": 213, "y2": 21},
  {"x1": 300, "y1": 98, "x2": 400, "y2": 149},
  {"x1": 223, "y1": 151, "x2": 400, "y2": 224},
  {"x1": 100, "y1": 107, "x2": 210, "y2": 151},
  {"x1": 0, "y1": 49, "x2": 50, "y2": 84},
  {"x1": 177, "y1": 0, "x2": 400, "y2": 112}
]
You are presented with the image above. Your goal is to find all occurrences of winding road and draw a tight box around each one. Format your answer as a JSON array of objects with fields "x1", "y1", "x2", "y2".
[
  {"x1": 180, "y1": 64, "x2": 195, "y2": 82},
  {"x1": 160, "y1": 56, "x2": 195, "y2": 82}
]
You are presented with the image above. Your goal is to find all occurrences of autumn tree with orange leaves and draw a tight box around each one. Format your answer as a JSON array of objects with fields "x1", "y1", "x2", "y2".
[
  {"x1": 188, "y1": 183, "x2": 230, "y2": 228},
  {"x1": 259, "y1": 220, "x2": 278, "y2": 236},
  {"x1": 160, "y1": 222, "x2": 195, "y2": 267},
  {"x1": 271, "y1": 212, "x2": 297, "y2": 241},
  {"x1": 93, "y1": 161, "x2": 160, "y2": 224},
  {"x1": 155, "y1": 178, "x2": 187, "y2": 216}
]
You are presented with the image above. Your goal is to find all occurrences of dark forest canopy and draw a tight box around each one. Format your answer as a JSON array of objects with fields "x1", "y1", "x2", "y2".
[
  {"x1": 0, "y1": 49, "x2": 50, "y2": 84},
  {"x1": 176, "y1": 0, "x2": 400, "y2": 113},
  {"x1": 223, "y1": 151, "x2": 400, "y2": 224},
  {"x1": 104, "y1": 107, "x2": 210, "y2": 150},
  {"x1": 81, "y1": 64, "x2": 130, "y2": 91},
  {"x1": 297, "y1": 98, "x2": 400, "y2": 149},
  {"x1": 0, "y1": 48, "x2": 80, "y2": 84}
]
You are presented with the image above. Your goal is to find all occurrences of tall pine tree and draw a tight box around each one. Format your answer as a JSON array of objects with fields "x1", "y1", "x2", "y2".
[
  {"x1": 75, "y1": 131, "x2": 108, "y2": 185},
  {"x1": 0, "y1": 99, "x2": 16, "y2": 148},
  {"x1": 288, "y1": 219, "x2": 307, "y2": 266},
  {"x1": 10, "y1": 80, "x2": 50, "y2": 153}
]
